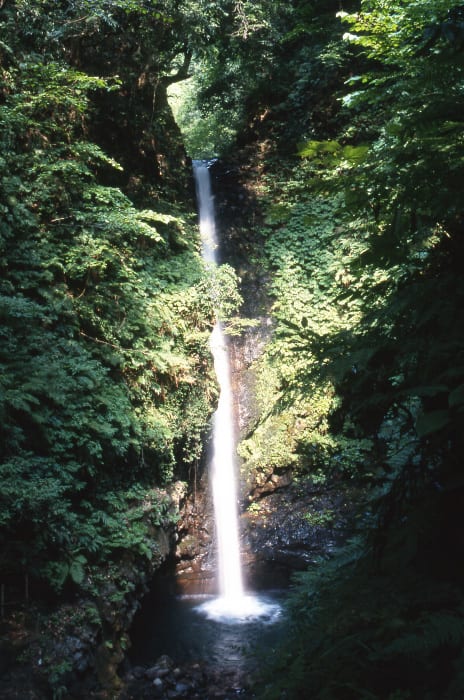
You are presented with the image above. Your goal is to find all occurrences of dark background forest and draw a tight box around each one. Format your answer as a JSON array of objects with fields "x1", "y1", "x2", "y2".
[{"x1": 1, "y1": 1, "x2": 463, "y2": 698}]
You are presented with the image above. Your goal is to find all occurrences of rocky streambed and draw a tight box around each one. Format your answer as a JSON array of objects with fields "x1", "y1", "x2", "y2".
[{"x1": 121, "y1": 653, "x2": 254, "y2": 700}]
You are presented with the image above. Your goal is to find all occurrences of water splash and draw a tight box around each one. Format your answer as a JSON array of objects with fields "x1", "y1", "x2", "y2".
[{"x1": 197, "y1": 593, "x2": 282, "y2": 624}]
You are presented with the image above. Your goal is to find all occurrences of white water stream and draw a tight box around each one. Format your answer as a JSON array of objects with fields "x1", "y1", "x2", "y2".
[
  {"x1": 194, "y1": 159, "x2": 244, "y2": 604},
  {"x1": 193, "y1": 160, "x2": 279, "y2": 622}
]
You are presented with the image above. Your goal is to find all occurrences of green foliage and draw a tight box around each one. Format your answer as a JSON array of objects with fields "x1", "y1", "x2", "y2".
[
  {"x1": 168, "y1": 2, "x2": 303, "y2": 156},
  {"x1": 210, "y1": 2, "x2": 464, "y2": 698},
  {"x1": 237, "y1": 168, "x2": 376, "y2": 487},
  {"x1": 44, "y1": 554, "x2": 88, "y2": 590},
  {"x1": 338, "y1": 1, "x2": 464, "y2": 229},
  {"x1": 206, "y1": 263, "x2": 243, "y2": 320},
  {"x1": 303, "y1": 508, "x2": 335, "y2": 527},
  {"x1": 256, "y1": 533, "x2": 464, "y2": 699},
  {"x1": 242, "y1": 0, "x2": 464, "y2": 499},
  {"x1": 168, "y1": 70, "x2": 241, "y2": 158},
  {"x1": 0, "y1": 0, "x2": 216, "y2": 593},
  {"x1": 297, "y1": 139, "x2": 369, "y2": 166},
  {"x1": 2, "y1": 1, "x2": 464, "y2": 698}
]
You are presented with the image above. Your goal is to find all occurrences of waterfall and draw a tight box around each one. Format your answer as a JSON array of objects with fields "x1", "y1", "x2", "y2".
[
  {"x1": 209, "y1": 323, "x2": 244, "y2": 601},
  {"x1": 193, "y1": 160, "x2": 245, "y2": 608},
  {"x1": 193, "y1": 160, "x2": 281, "y2": 622}
]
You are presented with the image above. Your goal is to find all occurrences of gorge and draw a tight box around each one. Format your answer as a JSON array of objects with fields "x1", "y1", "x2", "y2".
[{"x1": 1, "y1": 2, "x2": 464, "y2": 699}]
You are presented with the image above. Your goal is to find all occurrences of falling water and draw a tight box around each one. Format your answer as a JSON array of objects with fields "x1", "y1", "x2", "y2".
[
  {"x1": 194, "y1": 160, "x2": 244, "y2": 608},
  {"x1": 209, "y1": 322, "x2": 244, "y2": 602},
  {"x1": 193, "y1": 160, "x2": 280, "y2": 622}
]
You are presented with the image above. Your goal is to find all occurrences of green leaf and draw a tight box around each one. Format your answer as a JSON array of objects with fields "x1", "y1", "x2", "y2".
[
  {"x1": 297, "y1": 140, "x2": 342, "y2": 159},
  {"x1": 342, "y1": 144, "x2": 370, "y2": 164},
  {"x1": 69, "y1": 560, "x2": 85, "y2": 584}
]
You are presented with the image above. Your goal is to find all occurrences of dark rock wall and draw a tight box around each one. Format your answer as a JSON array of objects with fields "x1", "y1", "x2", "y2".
[{"x1": 174, "y1": 471, "x2": 217, "y2": 594}]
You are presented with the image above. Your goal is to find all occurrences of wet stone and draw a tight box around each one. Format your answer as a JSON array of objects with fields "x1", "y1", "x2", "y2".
[
  {"x1": 145, "y1": 654, "x2": 174, "y2": 680},
  {"x1": 144, "y1": 667, "x2": 158, "y2": 680},
  {"x1": 174, "y1": 681, "x2": 190, "y2": 694}
]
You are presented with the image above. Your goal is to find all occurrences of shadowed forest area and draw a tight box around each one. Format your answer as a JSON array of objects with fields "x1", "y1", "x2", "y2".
[{"x1": 1, "y1": 1, "x2": 464, "y2": 698}]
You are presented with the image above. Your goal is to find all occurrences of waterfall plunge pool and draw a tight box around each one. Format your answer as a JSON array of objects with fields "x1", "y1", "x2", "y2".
[{"x1": 129, "y1": 587, "x2": 286, "y2": 672}]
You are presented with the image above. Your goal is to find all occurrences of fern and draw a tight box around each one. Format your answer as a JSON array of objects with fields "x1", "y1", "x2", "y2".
[{"x1": 382, "y1": 611, "x2": 464, "y2": 659}]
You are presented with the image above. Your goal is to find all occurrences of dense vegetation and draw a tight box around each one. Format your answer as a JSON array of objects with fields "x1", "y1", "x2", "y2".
[
  {"x1": 1, "y1": 0, "x2": 464, "y2": 698},
  {"x1": 0, "y1": 1, "x2": 243, "y2": 693},
  {"x1": 178, "y1": 1, "x2": 464, "y2": 698}
]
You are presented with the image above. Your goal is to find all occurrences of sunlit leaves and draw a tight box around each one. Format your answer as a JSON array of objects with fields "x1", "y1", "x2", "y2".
[
  {"x1": 297, "y1": 139, "x2": 370, "y2": 169},
  {"x1": 0, "y1": 0, "x2": 217, "y2": 592},
  {"x1": 338, "y1": 1, "x2": 464, "y2": 229},
  {"x1": 222, "y1": 3, "x2": 464, "y2": 699}
]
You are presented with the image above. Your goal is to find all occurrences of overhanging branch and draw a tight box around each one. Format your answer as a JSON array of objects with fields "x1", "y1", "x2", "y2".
[{"x1": 161, "y1": 47, "x2": 193, "y2": 87}]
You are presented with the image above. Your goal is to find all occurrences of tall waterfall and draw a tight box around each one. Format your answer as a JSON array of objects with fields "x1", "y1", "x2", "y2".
[
  {"x1": 193, "y1": 160, "x2": 245, "y2": 609},
  {"x1": 193, "y1": 160, "x2": 281, "y2": 622}
]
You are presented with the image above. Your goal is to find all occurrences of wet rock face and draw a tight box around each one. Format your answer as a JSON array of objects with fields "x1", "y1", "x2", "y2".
[
  {"x1": 241, "y1": 482, "x2": 356, "y2": 587},
  {"x1": 174, "y1": 473, "x2": 217, "y2": 594},
  {"x1": 229, "y1": 318, "x2": 274, "y2": 436},
  {"x1": 171, "y1": 159, "x2": 359, "y2": 593}
]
